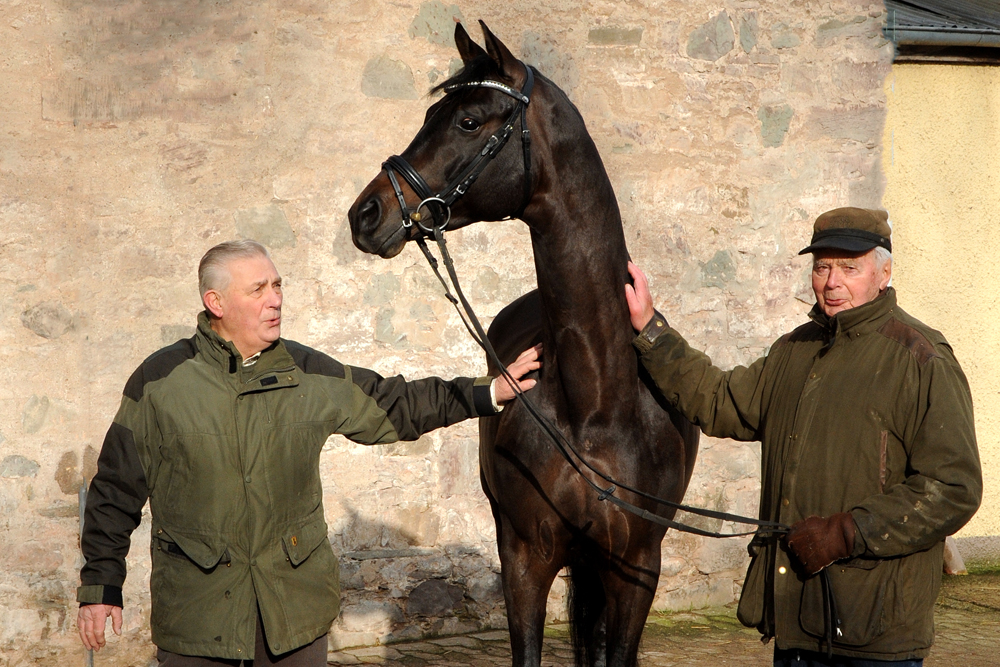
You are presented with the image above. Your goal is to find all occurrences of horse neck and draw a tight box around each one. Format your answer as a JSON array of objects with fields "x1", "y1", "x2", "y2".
[{"x1": 524, "y1": 138, "x2": 640, "y2": 423}]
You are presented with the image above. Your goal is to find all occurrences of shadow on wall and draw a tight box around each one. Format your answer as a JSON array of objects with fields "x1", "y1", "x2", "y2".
[{"x1": 329, "y1": 503, "x2": 505, "y2": 650}]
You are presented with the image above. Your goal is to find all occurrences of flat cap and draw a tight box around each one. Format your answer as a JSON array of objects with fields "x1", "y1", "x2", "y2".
[{"x1": 798, "y1": 207, "x2": 892, "y2": 255}]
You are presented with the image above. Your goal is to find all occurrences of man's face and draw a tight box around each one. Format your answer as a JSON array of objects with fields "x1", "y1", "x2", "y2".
[
  {"x1": 811, "y1": 248, "x2": 891, "y2": 318},
  {"x1": 208, "y1": 254, "x2": 283, "y2": 358}
]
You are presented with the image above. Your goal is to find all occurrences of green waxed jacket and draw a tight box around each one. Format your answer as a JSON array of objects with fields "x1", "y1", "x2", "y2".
[
  {"x1": 78, "y1": 312, "x2": 496, "y2": 659},
  {"x1": 633, "y1": 288, "x2": 981, "y2": 660}
]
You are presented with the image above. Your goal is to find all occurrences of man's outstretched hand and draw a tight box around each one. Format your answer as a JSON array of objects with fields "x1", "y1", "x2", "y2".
[
  {"x1": 495, "y1": 343, "x2": 542, "y2": 404},
  {"x1": 625, "y1": 261, "x2": 656, "y2": 332},
  {"x1": 78, "y1": 604, "x2": 122, "y2": 651}
]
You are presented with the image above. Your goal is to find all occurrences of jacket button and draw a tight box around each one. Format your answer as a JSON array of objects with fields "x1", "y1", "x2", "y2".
[
  {"x1": 251, "y1": 559, "x2": 257, "y2": 566},
  {"x1": 778, "y1": 566, "x2": 787, "y2": 574},
  {"x1": 782, "y1": 498, "x2": 789, "y2": 507},
  {"x1": 157, "y1": 529, "x2": 163, "y2": 534},
  {"x1": 225, "y1": 591, "x2": 231, "y2": 599},
  {"x1": 245, "y1": 475, "x2": 251, "y2": 483}
]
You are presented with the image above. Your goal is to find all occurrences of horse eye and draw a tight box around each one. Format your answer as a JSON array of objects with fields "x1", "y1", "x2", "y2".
[{"x1": 459, "y1": 117, "x2": 481, "y2": 132}]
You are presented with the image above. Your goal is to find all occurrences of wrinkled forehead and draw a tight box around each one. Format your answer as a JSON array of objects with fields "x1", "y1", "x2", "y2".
[{"x1": 226, "y1": 254, "x2": 281, "y2": 285}]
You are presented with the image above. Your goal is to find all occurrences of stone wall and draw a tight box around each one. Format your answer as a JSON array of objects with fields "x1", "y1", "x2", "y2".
[{"x1": 0, "y1": 0, "x2": 892, "y2": 663}]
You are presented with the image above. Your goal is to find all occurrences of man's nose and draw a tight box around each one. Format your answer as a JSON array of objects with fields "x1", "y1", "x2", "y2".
[
  {"x1": 825, "y1": 268, "x2": 842, "y2": 289},
  {"x1": 268, "y1": 288, "x2": 282, "y2": 308}
]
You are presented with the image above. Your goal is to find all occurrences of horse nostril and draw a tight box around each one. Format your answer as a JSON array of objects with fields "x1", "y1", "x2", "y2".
[{"x1": 352, "y1": 197, "x2": 383, "y2": 236}]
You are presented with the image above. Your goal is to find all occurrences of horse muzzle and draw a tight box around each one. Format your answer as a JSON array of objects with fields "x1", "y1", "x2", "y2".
[{"x1": 348, "y1": 190, "x2": 408, "y2": 258}]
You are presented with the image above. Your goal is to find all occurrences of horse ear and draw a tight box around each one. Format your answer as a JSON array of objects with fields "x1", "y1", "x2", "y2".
[
  {"x1": 455, "y1": 22, "x2": 487, "y2": 64},
  {"x1": 479, "y1": 21, "x2": 520, "y2": 80}
]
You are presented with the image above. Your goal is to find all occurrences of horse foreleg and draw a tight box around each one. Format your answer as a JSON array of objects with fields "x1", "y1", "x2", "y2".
[
  {"x1": 497, "y1": 515, "x2": 563, "y2": 667},
  {"x1": 600, "y1": 545, "x2": 661, "y2": 667}
]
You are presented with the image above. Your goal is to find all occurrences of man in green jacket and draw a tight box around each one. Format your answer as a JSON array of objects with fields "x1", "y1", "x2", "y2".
[
  {"x1": 76, "y1": 239, "x2": 540, "y2": 666},
  {"x1": 625, "y1": 208, "x2": 981, "y2": 666}
]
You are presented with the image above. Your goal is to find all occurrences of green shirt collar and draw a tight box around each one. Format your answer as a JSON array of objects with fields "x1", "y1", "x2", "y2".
[{"x1": 195, "y1": 311, "x2": 295, "y2": 375}]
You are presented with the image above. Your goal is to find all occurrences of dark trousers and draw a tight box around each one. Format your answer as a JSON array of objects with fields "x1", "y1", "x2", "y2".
[
  {"x1": 774, "y1": 647, "x2": 923, "y2": 667},
  {"x1": 156, "y1": 611, "x2": 327, "y2": 667}
]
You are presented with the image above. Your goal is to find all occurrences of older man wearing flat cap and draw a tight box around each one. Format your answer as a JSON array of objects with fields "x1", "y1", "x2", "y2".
[{"x1": 625, "y1": 208, "x2": 981, "y2": 666}]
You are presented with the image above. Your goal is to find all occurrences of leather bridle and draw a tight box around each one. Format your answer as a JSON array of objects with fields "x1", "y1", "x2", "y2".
[{"x1": 381, "y1": 63, "x2": 535, "y2": 237}]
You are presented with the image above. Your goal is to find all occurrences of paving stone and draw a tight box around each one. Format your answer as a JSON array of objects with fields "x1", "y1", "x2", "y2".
[
  {"x1": 347, "y1": 647, "x2": 405, "y2": 659},
  {"x1": 469, "y1": 630, "x2": 509, "y2": 641},
  {"x1": 427, "y1": 636, "x2": 481, "y2": 648}
]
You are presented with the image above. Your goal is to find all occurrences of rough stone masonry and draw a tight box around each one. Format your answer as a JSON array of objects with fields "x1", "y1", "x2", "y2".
[{"x1": 0, "y1": 0, "x2": 892, "y2": 663}]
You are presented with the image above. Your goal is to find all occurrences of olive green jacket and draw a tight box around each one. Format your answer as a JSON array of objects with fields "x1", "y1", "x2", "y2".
[
  {"x1": 78, "y1": 312, "x2": 496, "y2": 659},
  {"x1": 634, "y1": 288, "x2": 981, "y2": 660}
]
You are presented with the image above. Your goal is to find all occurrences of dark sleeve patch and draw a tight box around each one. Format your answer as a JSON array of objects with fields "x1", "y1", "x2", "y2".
[
  {"x1": 347, "y1": 365, "x2": 477, "y2": 440},
  {"x1": 284, "y1": 340, "x2": 346, "y2": 379},
  {"x1": 123, "y1": 337, "x2": 198, "y2": 402},
  {"x1": 877, "y1": 317, "x2": 939, "y2": 365},
  {"x1": 80, "y1": 422, "x2": 149, "y2": 588}
]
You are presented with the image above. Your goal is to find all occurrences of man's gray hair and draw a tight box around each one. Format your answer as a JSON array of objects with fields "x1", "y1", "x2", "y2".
[
  {"x1": 198, "y1": 240, "x2": 271, "y2": 297},
  {"x1": 873, "y1": 246, "x2": 892, "y2": 269}
]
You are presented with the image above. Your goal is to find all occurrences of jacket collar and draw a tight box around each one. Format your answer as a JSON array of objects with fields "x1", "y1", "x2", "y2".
[
  {"x1": 807, "y1": 286, "x2": 897, "y2": 339},
  {"x1": 195, "y1": 311, "x2": 295, "y2": 376}
]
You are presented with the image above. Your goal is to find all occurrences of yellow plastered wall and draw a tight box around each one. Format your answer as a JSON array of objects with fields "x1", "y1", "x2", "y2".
[{"x1": 883, "y1": 64, "x2": 1000, "y2": 538}]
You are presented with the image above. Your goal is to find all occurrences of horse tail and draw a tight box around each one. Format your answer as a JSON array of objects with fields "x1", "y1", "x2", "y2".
[{"x1": 567, "y1": 554, "x2": 607, "y2": 666}]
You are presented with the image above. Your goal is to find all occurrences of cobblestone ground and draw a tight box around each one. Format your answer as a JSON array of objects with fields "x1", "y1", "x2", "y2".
[{"x1": 328, "y1": 573, "x2": 1000, "y2": 666}]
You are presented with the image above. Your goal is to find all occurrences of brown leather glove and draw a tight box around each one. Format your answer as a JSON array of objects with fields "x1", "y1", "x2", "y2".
[{"x1": 785, "y1": 513, "x2": 857, "y2": 575}]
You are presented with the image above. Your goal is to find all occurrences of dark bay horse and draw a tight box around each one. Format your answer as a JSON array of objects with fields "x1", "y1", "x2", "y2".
[{"x1": 348, "y1": 22, "x2": 700, "y2": 667}]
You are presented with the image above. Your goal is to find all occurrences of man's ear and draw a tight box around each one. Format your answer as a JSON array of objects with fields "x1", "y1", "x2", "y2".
[
  {"x1": 880, "y1": 258, "x2": 892, "y2": 291},
  {"x1": 203, "y1": 289, "x2": 225, "y2": 319}
]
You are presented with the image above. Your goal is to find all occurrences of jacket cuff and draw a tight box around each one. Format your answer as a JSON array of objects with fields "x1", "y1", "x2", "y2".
[
  {"x1": 77, "y1": 585, "x2": 123, "y2": 608},
  {"x1": 632, "y1": 310, "x2": 669, "y2": 356},
  {"x1": 848, "y1": 512, "x2": 868, "y2": 558},
  {"x1": 473, "y1": 376, "x2": 501, "y2": 416}
]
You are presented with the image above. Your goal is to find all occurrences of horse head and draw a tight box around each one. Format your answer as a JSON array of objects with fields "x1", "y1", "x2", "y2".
[{"x1": 349, "y1": 21, "x2": 540, "y2": 258}]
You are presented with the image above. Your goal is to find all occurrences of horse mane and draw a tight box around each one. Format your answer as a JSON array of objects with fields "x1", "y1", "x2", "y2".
[{"x1": 430, "y1": 55, "x2": 501, "y2": 96}]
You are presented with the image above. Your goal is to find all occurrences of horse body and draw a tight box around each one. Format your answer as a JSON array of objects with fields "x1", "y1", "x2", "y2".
[{"x1": 348, "y1": 22, "x2": 699, "y2": 667}]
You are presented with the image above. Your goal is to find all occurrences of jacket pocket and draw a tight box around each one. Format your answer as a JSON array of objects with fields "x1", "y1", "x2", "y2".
[
  {"x1": 149, "y1": 526, "x2": 240, "y2": 649},
  {"x1": 799, "y1": 558, "x2": 899, "y2": 646},
  {"x1": 156, "y1": 527, "x2": 230, "y2": 571},
  {"x1": 737, "y1": 540, "x2": 767, "y2": 629},
  {"x1": 271, "y1": 514, "x2": 341, "y2": 634},
  {"x1": 281, "y1": 515, "x2": 330, "y2": 566}
]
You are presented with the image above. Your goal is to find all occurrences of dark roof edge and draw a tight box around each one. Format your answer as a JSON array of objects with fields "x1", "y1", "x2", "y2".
[{"x1": 891, "y1": 28, "x2": 1000, "y2": 46}]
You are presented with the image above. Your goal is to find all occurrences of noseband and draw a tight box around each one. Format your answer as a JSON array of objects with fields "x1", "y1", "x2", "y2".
[{"x1": 381, "y1": 63, "x2": 535, "y2": 235}]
